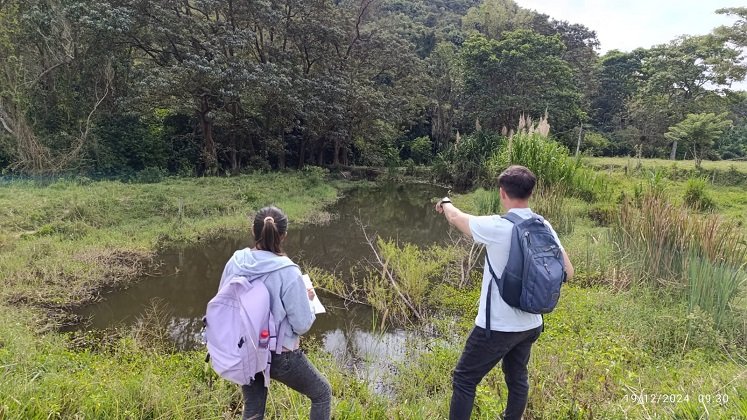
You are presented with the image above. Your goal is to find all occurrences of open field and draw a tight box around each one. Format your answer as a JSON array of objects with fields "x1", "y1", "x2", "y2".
[
  {"x1": 585, "y1": 157, "x2": 747, "y2": 227},
  {"x1": 586, "y1": 156, "x2": 747, "y2": 173}
]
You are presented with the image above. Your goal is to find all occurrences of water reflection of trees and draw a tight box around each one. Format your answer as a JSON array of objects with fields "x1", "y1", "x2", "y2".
[
  {"x1": 288, "y1": 183, "x2": 449, "y2": 277},
  {"x1": 168, "y1": 316, "x2": 205, "y2": 350}
]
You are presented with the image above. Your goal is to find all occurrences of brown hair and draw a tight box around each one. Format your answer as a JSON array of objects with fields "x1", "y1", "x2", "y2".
[
  {"x1": 252, "y1": 206, "x2": 288, "y2": 255},
  {"x1": 498, "y1": 165, "x2": 536, "y2": 199}
]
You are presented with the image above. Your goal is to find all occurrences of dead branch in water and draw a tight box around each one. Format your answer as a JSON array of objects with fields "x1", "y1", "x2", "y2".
[{"x1": 358, "y1": 219, "x2": 423, "y2": 322}]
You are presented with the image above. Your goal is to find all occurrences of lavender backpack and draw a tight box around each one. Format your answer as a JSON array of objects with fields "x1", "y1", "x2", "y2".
[{"x1": 204, "y1": 275, "x2": 286, "y2": 386}]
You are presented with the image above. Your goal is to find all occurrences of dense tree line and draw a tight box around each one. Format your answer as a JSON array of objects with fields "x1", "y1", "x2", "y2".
[{"x1": 0, "y1": 0, "x2": 745, "y2": 176}]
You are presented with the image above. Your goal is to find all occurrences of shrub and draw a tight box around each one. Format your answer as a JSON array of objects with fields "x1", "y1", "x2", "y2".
[
  {"x1": 364, "y1": 239, "x2": 461, "y2": 324},
  {"x1": 89, "y1": 114, "x2": 170, "y2": 176},
  {"x1": 433, "y1": 131, "x2": 502, "y2": 189},
  {"x1": 683, "y1": 177, "x2": 716, "y2": 211},
  {"x1": 134, "y1": 167, "x2": 168, "y2": 184},
  {"x1": 409, "y1": 136, "x2": 433, "y2": 165},
  {"x1": 580, "y1": 131, "x2": 610, "y2": 156},
  {"x1": 301, "y1": 165, "x2": 329, "y2": 187}
]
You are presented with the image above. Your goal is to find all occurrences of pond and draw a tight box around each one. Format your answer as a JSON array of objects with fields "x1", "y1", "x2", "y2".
[{"x1": 75, "y1": 182, "x2": 450, "y2": 386}]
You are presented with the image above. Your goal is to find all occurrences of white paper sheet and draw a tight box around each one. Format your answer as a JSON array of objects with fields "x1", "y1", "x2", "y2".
[{"x1": 302, "y1": 274, "x2": 326, "y2": 314}]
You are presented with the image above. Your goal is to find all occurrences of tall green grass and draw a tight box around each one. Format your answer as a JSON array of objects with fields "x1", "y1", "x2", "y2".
[
  {"x1": 611, "y1": 192, "x2": 747, "y2": 327},
  {"x1": 687, "y1": 254, "x2": 746, "y2": 328},
  {"x1": 683, "y1": 177, "x2": 716, "y2": 211},
  {"x1": 471, "y1": 184, "x2": 575, "y2": 236},
  {"x1": 487, "y1": 133, "x2": 608, "y2": 201}
]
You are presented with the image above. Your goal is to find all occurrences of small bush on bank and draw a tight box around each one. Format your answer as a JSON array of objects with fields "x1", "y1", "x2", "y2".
[
  {"x1": 683, "y1": 177, "x2": 716, "y2": 211},
  {"x1": 409, "y1": 136, "x2": 433, "y2": 165},
  {"x1": 134, "y1": 167, "x2": 169, "y2": 184},
  {"x1": 433, "y1": 130, "x2": 502, "y2": 189}
]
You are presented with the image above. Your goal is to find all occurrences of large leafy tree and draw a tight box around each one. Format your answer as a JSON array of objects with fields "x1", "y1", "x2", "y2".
[
  {"x1": 92, "y1": 0, "x2": 267, "y2": 174},
  {"x1": 591, "y1": 50, "x2": 643, "y2": 132},
  {"x1": 633, "y1": 35, "x2": 745, "y2": 158},
  {"x1": 425, "y1": 42, "x2": 462, "y2": 152},
  {"x1": 0, "y1": 0, "x2": 119, "y2": 174},
  {"x1": 462, "y1": 0, "x2": 534, "y2": 39},
  {"x1": 3, "y1": 0, "x2": 747, "y2": 174},
  {"x1": 462, "y1": 30, "x2": 582, "y2": 133},
  {"x1": 665, "y1": 113, "x2": 733, "y2": 167},
  {"x1": 714, "y1": 7, "x2": 747, "y2": 48}
]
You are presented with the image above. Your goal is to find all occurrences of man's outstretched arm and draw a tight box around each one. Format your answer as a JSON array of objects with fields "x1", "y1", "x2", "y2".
[{"x1": 435, "y1": 197, "x2": 473, "y2": 237}]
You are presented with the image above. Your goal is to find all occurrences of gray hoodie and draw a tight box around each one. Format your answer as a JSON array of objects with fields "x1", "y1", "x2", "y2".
[{"x1": 218, "y1": 248, "x2": 315, "y2": 351}]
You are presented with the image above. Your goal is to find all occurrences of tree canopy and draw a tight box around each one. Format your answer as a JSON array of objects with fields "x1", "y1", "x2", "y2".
[
  {"x1": 665, "y1": 113, "x2": 733, "y2": 167},
  {"x1": 0, "y1": 0, "x2": 746, "y2": 176}
]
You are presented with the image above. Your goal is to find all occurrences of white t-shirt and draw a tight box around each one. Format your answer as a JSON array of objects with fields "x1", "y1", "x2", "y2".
[{"x1": 469, "y1": 207, "x2": 564, "y2": 332}]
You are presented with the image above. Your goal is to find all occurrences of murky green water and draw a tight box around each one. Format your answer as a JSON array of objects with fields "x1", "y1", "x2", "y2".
[{"x1": 76, "y1": 182, "x2": 449, "y2": 371}]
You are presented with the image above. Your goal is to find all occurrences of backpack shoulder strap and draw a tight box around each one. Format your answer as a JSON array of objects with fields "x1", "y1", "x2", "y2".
[
  {"x1": 502, "y1": 212, "x2": 525, "y2": 225},
  {"x1": 484, "y1": 253, "x2": 499, "y2": 337}
]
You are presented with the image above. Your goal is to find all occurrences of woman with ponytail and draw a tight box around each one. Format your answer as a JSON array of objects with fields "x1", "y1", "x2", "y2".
[{"x1": 218, "y1": 206, "x2": 332, "y2": 420}]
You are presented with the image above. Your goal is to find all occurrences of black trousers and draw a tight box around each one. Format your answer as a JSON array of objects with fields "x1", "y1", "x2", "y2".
[{"x1": 449, "y1": 325, "x2": 542, "y2": 420}]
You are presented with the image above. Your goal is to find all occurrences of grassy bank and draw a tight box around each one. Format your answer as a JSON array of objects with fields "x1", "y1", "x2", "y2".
[{"x1": 0, "y1": 170, "x2": 340, "y2": 316}]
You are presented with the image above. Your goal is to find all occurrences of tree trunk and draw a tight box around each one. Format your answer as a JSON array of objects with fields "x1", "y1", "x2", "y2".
[
  {"x1": 225, "y1": 102, "x2": 243, "y2": 173},
  {"x1": 198, "y1": 95, "x2": 218, "y2": 174},
  {"x1": 298, "y1": 136, "x2": 306, "y2": 169},
  {"x1": 342, "y1": 145, "x2": 349, "y2": 166},
  {"x1": 333, "y1": 139, "x2": 341, "y2": 167},
  {"x1": 277, "y1": 128, "x2": 286, "y2": 169},
  {"x1": 670, "y1": 140, "x2": 678, "y2": 160},
  {"x1": 229, "y1": 133, "x2": 238, "y2": 174}
]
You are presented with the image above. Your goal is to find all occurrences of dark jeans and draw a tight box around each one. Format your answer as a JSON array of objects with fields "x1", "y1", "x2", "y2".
[
  {"x1": 450, "y1": 325, "x2": 542, "y2": 420},
  {"x1": 242, "y1": 349, "x2": 332, "y2": 420}
]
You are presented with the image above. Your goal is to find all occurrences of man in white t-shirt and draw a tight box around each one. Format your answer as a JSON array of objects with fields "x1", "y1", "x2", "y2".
[{"x1": 435, "y1": 165, "x2": 574, "y2": 420}]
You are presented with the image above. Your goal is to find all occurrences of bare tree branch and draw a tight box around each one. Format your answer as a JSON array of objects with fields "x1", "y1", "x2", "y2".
[
  {"x1": 0, "y1": 108, "x2": 14, "y2": 135},
  {"x1": 359, "y1": 220, "x2": 423, "y2": 321},
  {"x1": 344, "y1": 0, "x2": 376, "y2": 59}
]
